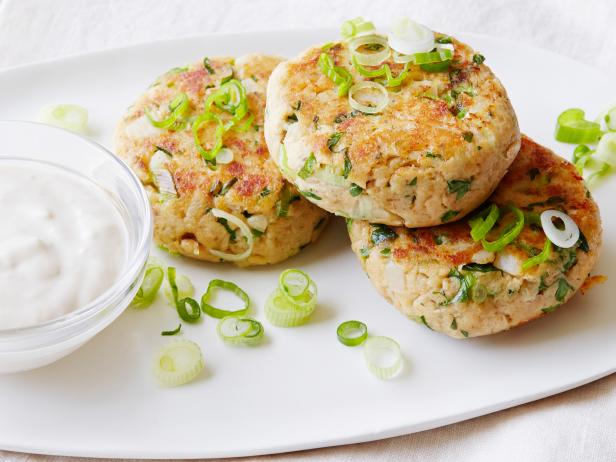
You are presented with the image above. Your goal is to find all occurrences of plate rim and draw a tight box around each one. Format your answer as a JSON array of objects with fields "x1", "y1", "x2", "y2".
[{"x1": 0, "y1": 27, "x2": 612, "y2": 459}]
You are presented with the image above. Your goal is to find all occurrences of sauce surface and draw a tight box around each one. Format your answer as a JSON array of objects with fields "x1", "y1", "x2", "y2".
[{"x1": 0, "y1": 160, "x2": 127, "y2": 329}]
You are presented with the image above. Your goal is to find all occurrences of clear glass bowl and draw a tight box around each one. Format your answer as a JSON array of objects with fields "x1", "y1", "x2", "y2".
[{"x1": 0, "y1": 121, "x2": 152, "y2": 373}]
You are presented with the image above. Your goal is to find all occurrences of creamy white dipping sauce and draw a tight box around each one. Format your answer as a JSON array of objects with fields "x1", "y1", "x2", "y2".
[{"x1": 0, "y1": 160, "x2": 127, "y2": 329}]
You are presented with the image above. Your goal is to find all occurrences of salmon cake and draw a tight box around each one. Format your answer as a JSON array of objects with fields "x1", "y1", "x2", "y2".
[
  {"x1": 265, "y1": 28, "x2": 520, "y2": 227},
  {"x1": 348, "y1": 136, "x2": 602, "y2": 338},
  {"x1": 115, "y1": 54, "x2": 329, "y2": 266}
]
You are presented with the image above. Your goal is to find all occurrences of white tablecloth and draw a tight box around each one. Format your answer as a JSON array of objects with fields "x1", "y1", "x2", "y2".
[{"x1": 1, "y1": 0, "x2": 615, "y2": 460}]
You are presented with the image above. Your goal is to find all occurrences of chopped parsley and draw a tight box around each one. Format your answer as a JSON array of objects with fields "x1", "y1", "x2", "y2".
[
  {"x1": 218, "y1": 177, "x2": 238, "y2": 196},
  {"x1": 314, "y1": 218, "x2": 326, "y2": 230},
  {"x1": 154, "y1": 145, "x2": 173, "y2": 156},
  {"x1": 472, "y1": 54, "x2": 485, "y2": 64},
  {"x1": 453, "y1": 85, "x2": 477, "y2": 97},
  {"x1": 359, "y1": 246, "x2": 371, "y2": 258},
  {"x1": 408, "y1": 177, "x2": 418, "y2": 186},
  {"x1": 447, "y1": 269, "x2": 473, "y2": 304},
  {"x1": 559, "y1": 247, "x2": 578, "y2": 272},
  {"x1": 450, "y1": 317, "x2": 458, "y2": 330},
  {"x1": 528, "y1": 195, "x2": 566, "y2": 209},
  {"x1": 425, "y1": 151, "x2": 442, "y2": 159},
  {"x1": 297, "y1": 153, "x2": 317, "y2": 179},
  {"x1": 541, "y1": 304, "x2": 560, "y2": 314},
  {"x1": 447, "y1": 179, "x2": 472, "y2": 200},
  {"x1": 327, "y1": 131, "x2": 343, "y2": 151},
  {"x1": 342, "y1": 151, "x2": 352, "y2": 179},
  {"x1": 370, "y1": 224, "x2": 398, "y2": 245},
  {"x1": 456, "y1": 107, "x2": 468, "y2": 119},
  {"x1": 528, "y1": 167, "x2": 540, "y2": 181},
  {"x1": 349, "y1": 183, "x2": 363, "y2": 197},
  {"x1": 220, "y1": 72, "x2": 234, "y2": 84},
  {"x1": 555, "y1": 278, "x2": 573, "y2": 302},
  {"x1": 460, "y1": 330, "x2": 470, "y2": 338},
  {"x1": 301, "y1": 190, "x2": 322, "y2": 200},
  {"x1": 578, "y1": 231, "x2": 590, "y2": 252},
  {"x1": 380, "y1": 248, "x2": 391, "y2": 256},
  {"x1": 334, "y1": 111, "x2": 359, "y2": 124},
  {"x1": 291, "y1": 100, "x2": 302, "y2": 111},
  {"x1": 276, "y1": 185, "x2": 292, "y2": 217},
  {"x1": 312, "y1": 115, "x2": 319, "y2": 129},
  {"x1": 436, "y1": 36, "x2": 453, "y2": 44},
  {"x1": 286, "y1": 113, "x2": 298, "y2": 123},
  {"x1": 420, "y1": 315, "x2": 433, "y2": 330},
  {"x1": 260, "y1": 186, "x2": 271, "y2": 198},
  {"x1": 538, "y1": 273, "x2": 550, "y2": 294},
  {"x1": 461, "y1": 263, "x2": 498, "y2": 272},
  {"x1": 203, "y1": 57, "x2": 215, "y2": 74},
  {"x1": 217, "y1": 217, "x2": 237, "y2": 241},
  {"x1": 441, "y1": 210, "x2": 460, "y2": 222},
  {"x1": 463, "y1": 131, "x2": 474, "y2": 143}
]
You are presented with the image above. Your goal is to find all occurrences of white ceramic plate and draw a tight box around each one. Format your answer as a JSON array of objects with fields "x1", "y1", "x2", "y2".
[{"x1": 0, "y1": 29, "x2": 613, "y2": 459}]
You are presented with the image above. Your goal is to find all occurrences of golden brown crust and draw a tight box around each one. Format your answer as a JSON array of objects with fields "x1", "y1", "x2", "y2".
[
  {"x1": 349, "y1": 136, "x2": 602, "y2": 338},
  {"x1": 265, "y1": 35, "x2": 520, "y2": 227},
  {"x1": 115, "y1": 54, "x2": 329, "y2": 266}
]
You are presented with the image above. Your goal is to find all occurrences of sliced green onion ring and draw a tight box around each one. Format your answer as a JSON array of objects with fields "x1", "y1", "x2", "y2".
[
  {"x1": 278, "y1": 143, "x2": 297, "y2": 179},
  {"x1": 555, "y1": 108, "x2": 601, "y2": 144},
  {"x1": 319, "y1": 53, "x2": 353, "y2": 96},
  {"x1": 420, "y1": 61, "x2": 451, "y2": 73},
  {"x1": 351, "y1": 54, "x2": 388, "y2": 78},
  {"x1": 201, "y1": 279, "x2": 250, "y2": 318},
  {"x1": 411, "y1": 48, "x2": 453, "y2": 64},
  {"x1": 388, "y1": 17, "x2": 434, "y2": 55},
  {"x1": 470, "y1": 283, "x2": 488, "y2": 303},
  {"x1": 266, "y1": 269, "x2": 317, "y2": 327},
  {"x1": 341, "y1": 17, "x2": 376, "y2": 40},
  {"x1": 337, "y1": 320, "x2": 368, "y2": 346},
  {"x1": 585, "y1": 160, "x2": 612, "y2": 184},
  {"x1": 193, "y1": 79, "x2": 250, "y2": 161},
  {"x1": 363, "y1": 336, "x2": 403, "y2": 380},
  {"x1": 209, "y1": 208, "x2": 254, "y2": 261},
  {"x1": 146, "y1": 93, "x2": 189, "y2": 130},
  {"x1": 150, "y1": 149, "x2": 177, "y2": 198},
  {"x1": 215, "y1": 147, "x2": 234, "y2": 164},
  {"x1": 166, "y1": 267, "x2": 200, "y2": 323},
  {"x1": 595, "y1": 132, "x2": 616, "y2": 167},
  {"x1": 348, "y1": 34, "x2": 390, "y2": 66},
  {"x1": 392, "y1": 51, "x2": 415, "y2": 64},
  {"x1": 606, "y1": 106, "x2": 616, "y2": 131},
  {"x1": 163, "y1": 268, "x2": 195, "y2": 306},
  {"x1": 153, "y1": 339, "x2": 204, "y2": 387},
  {"x1": 39, "y1": 104, "x2": 88, "y2": 133},
  {"x1": 161, "y1": 324, "x2": 182, "y2": 336},
  {"x1": 265, "y1": 288, "x2": 315, "y2": 327},
  {"x1": 352, "y1": 56, "x2": 410, "y2": 87},
  {"x1": 481, "y1": 206, "x2": 525, "y2": 252},
  {"x1": 279, "y1": 269, "x2": 310, "y2": 298},
  {"x1": 522, "y1": 238, "x2": 552, "y2": 271},
  {"x1": 130, "y1": 261, "x2": 164, "y2": 309},
  {"x1": 217, "y1": 316, "x2": 264, "y2": 346},
  {"x1": 278, "y1": 275, "x2": 317, "y2": 310},
  {"x1": 469, "y1": 204, "x2": 500, "y2": 241},
  {"x1": 176, "y1": 298, "x2": 201, "y2": 323},
  {"x1": 572, "y1": 144, "x2": 593, "y2": 173},
  {"x1": 193, "y1": 111, "x2": 225, "y2": 161},
  {"x1": 540, "y1": 210, "x2": 580, "y2": 249},
  {"x1": 349, "y1": 81, "x2": 389, "y2": 114},
  {"x1": 381, "y1": 63, "x2": 410, "y2": 87}
]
